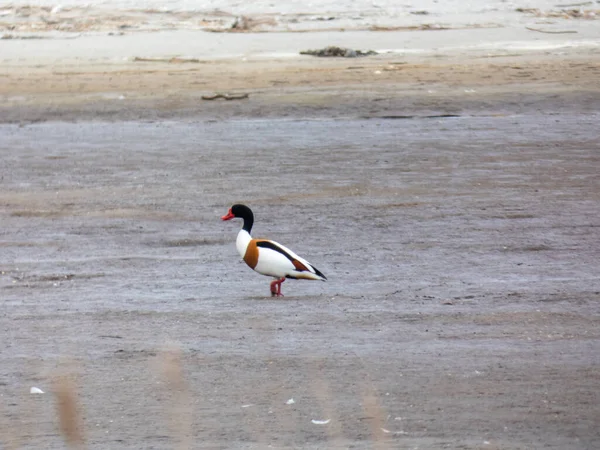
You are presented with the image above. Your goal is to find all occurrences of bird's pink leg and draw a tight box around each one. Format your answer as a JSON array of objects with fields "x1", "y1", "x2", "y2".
[
  {"x1": 270, "y1": 280, "x2": 278, "y2": 296},
  {"x1": 277, "y1": 277, "x2": 285, "y2": 296},
  {"x1": 270, "y1": 277, "x2": 285, "y2": 297}
]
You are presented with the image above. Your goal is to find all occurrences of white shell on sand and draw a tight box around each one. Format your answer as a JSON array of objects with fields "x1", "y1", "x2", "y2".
[
  {"x1": 311, "y1": 419, "x2": 330, "y2": 425},
  {"x1": 30, "y1": 387, "x2": 44, "y2": 394}
]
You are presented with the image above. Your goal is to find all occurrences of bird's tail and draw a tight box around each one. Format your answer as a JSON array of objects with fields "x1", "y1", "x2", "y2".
[{"x1": 310, "y1": 265, "x2": 327, "y2": 281}]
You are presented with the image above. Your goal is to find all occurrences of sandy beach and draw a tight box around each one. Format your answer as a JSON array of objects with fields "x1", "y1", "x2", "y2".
[
  {"x1": 1, "y1": 1, "x2": 600, "y2": 449},
  {"x1": 2, "y1": 1, "x2": 600, "y2": 122}
]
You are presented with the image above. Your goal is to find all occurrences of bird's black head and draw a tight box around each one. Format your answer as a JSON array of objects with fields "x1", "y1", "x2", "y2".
[{"x1": 221, "y1": 204, "x2": 254, "y2": 232}]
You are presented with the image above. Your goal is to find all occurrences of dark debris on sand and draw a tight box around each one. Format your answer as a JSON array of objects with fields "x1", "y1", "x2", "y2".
[{"x1": 300, "y1": 46, "x2": 378, "y2": 58}]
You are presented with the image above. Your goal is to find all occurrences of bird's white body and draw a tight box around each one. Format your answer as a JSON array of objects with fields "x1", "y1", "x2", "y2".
[{"x1": 236, "y1": 230, "x2": 325, "y2": 281}]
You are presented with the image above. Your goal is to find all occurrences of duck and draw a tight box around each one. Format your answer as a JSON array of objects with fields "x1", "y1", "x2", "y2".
[{"x1": 221, "y1": 204, "x2": 327, "y2": 296}]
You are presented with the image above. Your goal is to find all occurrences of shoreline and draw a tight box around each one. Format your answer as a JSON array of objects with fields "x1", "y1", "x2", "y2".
[{"x1": 3, "y1": 26, "x2": 600, "y2": 65}]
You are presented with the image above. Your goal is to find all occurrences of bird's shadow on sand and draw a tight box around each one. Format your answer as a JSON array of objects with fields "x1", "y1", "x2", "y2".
[{"x1": 244, "y1": 294, "x2": 326, "y2": 301}]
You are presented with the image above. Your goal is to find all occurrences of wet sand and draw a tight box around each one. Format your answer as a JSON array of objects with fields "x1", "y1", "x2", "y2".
[
  {"x1": 1, "y1": 114, "x2": 599, "y2": 448},
  {"x1": 1, "y1": 11, "x2": 600, "y2": 450}
]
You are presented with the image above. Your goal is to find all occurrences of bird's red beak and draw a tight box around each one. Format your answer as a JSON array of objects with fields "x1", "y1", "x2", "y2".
[{"x1": 221, "y1": 209, "x2": 235, "y2": 221}]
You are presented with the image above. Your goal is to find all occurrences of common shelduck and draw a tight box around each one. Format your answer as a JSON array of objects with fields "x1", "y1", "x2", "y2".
[{"x1": 221, "y1": 204, "x2": 327, "y2": 296}]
